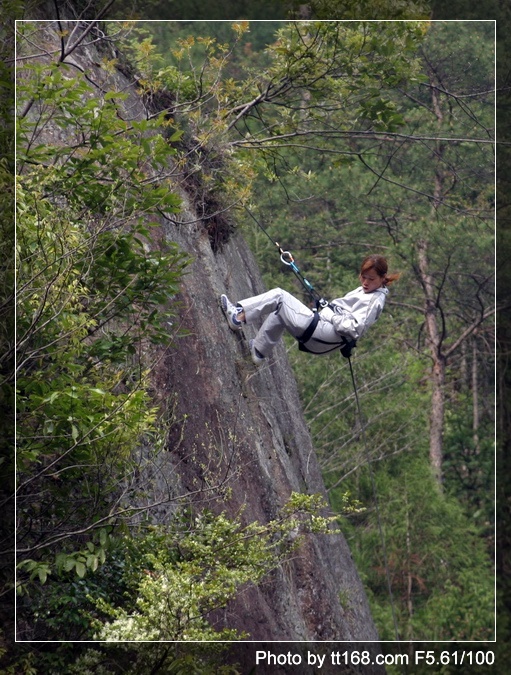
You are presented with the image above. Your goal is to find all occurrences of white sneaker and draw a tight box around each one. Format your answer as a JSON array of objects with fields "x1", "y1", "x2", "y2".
[
  {"x1": 249, "y1": 339, "x2": 265, "y2": 365},
  {"x1": 220, "y1": 294, "x2": 243, "y2": 331}
]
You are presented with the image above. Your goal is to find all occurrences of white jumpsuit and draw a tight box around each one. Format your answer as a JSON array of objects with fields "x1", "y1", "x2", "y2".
[{"x1": 239, "y1": 286, "x2": 388, "y2": 357}]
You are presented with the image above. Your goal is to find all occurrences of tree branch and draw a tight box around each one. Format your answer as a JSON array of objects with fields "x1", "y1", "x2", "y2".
[{"x1": 444, "y1": 305, "x2": 497, "y2": 359}]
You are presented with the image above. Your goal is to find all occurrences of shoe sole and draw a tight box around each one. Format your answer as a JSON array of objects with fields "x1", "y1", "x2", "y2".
[
  {"x1": 220, "y1": 294, "x2": 243, "y2": 331},
  {"x1": 249, "y1": 340, "x2": 265, "y2": 365}
]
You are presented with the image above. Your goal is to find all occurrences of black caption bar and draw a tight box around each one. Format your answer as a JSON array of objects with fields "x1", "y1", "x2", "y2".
[{"x1": 220, "y1": 641, "x2": 499, "y2": 674}]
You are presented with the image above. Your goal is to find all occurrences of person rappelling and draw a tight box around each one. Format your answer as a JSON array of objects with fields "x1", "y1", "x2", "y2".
[{"x1": 221, "y1": 254, "x2": 400, "y2": 365}]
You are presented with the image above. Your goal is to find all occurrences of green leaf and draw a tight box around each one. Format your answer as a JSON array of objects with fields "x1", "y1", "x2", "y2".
[
  {"x1": 64, "y1": 558, "x2": 75, "y2": 572},
  {"x1": 75, "y1": 562, "x2": 86, "y2": 578},
  {"x1": 86, "y1": 554, "x2": 99, "y2": 571}
]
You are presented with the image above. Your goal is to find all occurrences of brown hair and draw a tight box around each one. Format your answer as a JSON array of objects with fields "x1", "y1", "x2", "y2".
[{"x1": 360, "y1": 255, "x2": 400, "y2": 286}]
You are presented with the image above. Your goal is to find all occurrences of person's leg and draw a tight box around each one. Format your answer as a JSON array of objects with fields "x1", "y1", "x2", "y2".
[{"x1": 240, "y1": 288, "x2": 314, "y2": 356}]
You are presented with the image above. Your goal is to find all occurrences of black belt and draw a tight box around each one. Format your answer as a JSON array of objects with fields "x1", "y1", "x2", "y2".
[
  {"x1": 297, "y1": 311, "x2": 320, "y2": 346},
  {"x1": 296, "y1": 311, "x2": 356, "y2": 358}
]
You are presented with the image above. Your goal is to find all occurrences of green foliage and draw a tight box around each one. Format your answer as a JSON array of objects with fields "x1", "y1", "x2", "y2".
[
  {"x1": 126, "y1": 18, "x2": 494, "y2": 646},
  {"x1": 15, "y1": 173, "x2": 189, "y2": 576},
  {"x1": 13, "y1": 20, "x2": 344, "y2": 659},
  {"x1": 494, "y1": 0, "x2": 511, "y2": 662},
  {"x1": 0, "y1": 9, "x2": 15, "y2": 474},
  {"x1": 16, "y1": 64, "x2": 182, "y2": 216},
  {"x1": 349, "y1": 456, "x2": 494, "y2": 642},
  {"x1": 18, "y1": 528, "x2": 110, "y2": 595},
  {"x1": 289, "y1": 0, "x2": 431, "y2": 19},
  {"x1": 109, "y1": 0, "x2": 290, "y2": 21},
  {"x1": 15, "y1": 37, "x2": 191, "y2": 615},
  {"x1": 116, "y1": 21, "x2": 429, "y2": 212},
  {"x1": 68, "y1": 645, "x2": 242, "y2": 675},
  {"x1": 91, "y1": 496, "x2": 337, "y2": 642},
  {"x1": 233, "y1": 20, "x2": 494, "y2": 642},
  {"x1": 12, "y1": 17, "x2": 496, "y2": 657},
  {"x1": 443, "y1": 395, "x2": 494, "y2": 533},
  {"x1": 0, "y1": 156, "x2": 14, "y2": 444},
  {"x1": 16, "y1": 495, "x2": 336, "y2": 671}
]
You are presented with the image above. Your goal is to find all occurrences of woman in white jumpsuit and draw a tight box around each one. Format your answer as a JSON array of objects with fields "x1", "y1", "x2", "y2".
[{"x1": 221, "y1": 255, "x2": 399, "y2": 364}]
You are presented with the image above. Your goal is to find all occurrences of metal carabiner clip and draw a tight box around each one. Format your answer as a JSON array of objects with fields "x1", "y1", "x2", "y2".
[{"x1": 280, "y1": 250, "x2": 294, "y2": 266}]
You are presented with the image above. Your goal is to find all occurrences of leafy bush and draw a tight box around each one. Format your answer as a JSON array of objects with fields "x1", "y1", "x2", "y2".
[{"x1": 15, "y1": 46, "x2": 190, "y2": 622}]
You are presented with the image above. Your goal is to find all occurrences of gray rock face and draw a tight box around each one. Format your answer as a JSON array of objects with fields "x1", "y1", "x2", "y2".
[{"x1": 158, "y1": 219, "x2": 379, "y2": 643}]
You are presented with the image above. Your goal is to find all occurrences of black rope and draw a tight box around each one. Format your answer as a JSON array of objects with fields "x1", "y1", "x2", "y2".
[
  {"x1": 347, "y1": 355, "x2": 401, "y2": 642},
  {"x1": 244, "y1": 205, "x2": 280, "y2": 249},
  {"x1": 245, "y1": 205, "x2": 400, "y2": 641},
  {"x1": 244, "y1": 206, "x2": 326, "y2": 308}
]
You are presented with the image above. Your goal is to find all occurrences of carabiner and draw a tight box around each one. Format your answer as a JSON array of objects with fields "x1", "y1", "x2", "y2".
[{"x1": 280, "y1": 250, "x2": 294, "y2": 266}]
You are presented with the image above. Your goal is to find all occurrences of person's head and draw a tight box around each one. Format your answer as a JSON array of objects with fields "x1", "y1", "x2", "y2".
[{"x1": 359, "y1": 255, "x2": 400, "y2": 293}]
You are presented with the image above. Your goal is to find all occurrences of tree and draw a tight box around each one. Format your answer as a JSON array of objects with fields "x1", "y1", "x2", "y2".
[
  {"x1": 228, "y1": 21, "x2": 494, "y2": 485},
  {"x1": 353, "y1": 456, "x2": 494, "y2": 641},
  {"x1": 12, "y1": 21, "x2": 354, "y2": 659},
  {"x1": 14, "y1": 21, "x2": 191, "y2": 609},
  {"x1": 110, "y1": 0, "x2": 290, "y2": 21},
  {"x1": 205, "y1": 20, "x2": 493, "y2": 640},
  {"x1": 288, "y1": 0, "x2": 431, "y2": 20},
  {"x1": 17, "y1": 493, "x2": 337, "y2": 650},
  {"x1": 11, "y1": 16, "x2": 495, "y2": 652},
  {"x1": 0, "y1": 2, "x2": 16, "y2": 658},
  {"x1": 401, "y1": 22, "x2": 495, "y2": 483}
]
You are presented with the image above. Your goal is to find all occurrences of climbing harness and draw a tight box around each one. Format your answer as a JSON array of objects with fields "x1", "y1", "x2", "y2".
[
  {"x1": 244, "y1": 207, "x2": 354, "y2": 355},
  {"x1": 278, "y1": 248, "x2": 328, "y2": 311},
  {"x1": 296, "y1": 310, "x2": 320, "y2": 348},
  {"x1": 245, "y1": 207, "x2": 336, "y2": 348},
  {"x1": 244, "y1": 207, "x2": 359, "y2": 358},
  {"x1": 245, "y1": 207, "x2": 400, "y2": 640}
]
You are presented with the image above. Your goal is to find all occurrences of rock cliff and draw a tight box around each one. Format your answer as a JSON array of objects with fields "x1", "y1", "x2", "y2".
[
  {"x1": 159, "y1": 218, "x2": 379, "y2": 643},
  {"x1": 18, "y1": 14, "x2": 381, "y2": 652}
]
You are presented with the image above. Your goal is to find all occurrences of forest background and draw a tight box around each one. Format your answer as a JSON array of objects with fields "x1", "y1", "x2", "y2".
[
  {"x1": 2, "y1": 2, "x2": 507, "y2": 673},
  {"x1": 113, "y1": 18, "x2": 497, "y2": 640}
]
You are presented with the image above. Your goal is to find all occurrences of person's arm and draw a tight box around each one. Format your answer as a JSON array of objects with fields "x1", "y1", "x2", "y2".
[{"x1": 328, "y1": 290, "x2": 386, "y2": 341}]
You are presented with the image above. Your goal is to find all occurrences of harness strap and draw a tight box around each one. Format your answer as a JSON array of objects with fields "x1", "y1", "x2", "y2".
[
  {"x1": 296, "y1": 312, "x2": 357, "y2": 357},
  {"x1": 296, "y1": 311, "x2": 320, "y2": 346}
]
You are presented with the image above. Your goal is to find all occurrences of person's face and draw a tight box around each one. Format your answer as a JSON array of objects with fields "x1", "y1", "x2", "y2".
[{"x1": 359, "y1": 268, "x2": 384, "y2": 293}]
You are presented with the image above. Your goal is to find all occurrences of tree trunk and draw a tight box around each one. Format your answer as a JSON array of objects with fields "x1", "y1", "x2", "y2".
[
  {"x1": 472, "y1": 333, "x2": 480, "y2": 454},
  {"x1": 430, "y1": 354, "x2": 446, "y2": 483},
  {"x1": 420, "y1": 73, "x2": 447, "y2": 485},
  {"x1": 417, "y1": 238, "x2": 445, "y2": 484},
  {"x1": 405, "y1": 491, "x2": 414, "y2": 640}
]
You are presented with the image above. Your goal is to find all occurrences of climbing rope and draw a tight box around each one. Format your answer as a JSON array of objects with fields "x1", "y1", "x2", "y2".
[
  {"x1": 245, "y1": 205, "x2": 401, "y2": 640},
  {"x1": 244, "y1": 207, "x2": 327, "y2": 310},
  {"x1": 245, "y1": 206, "x2": 399, "y2": 642},
  {"x1": 347, "y1": 355, "x2": 401, "y2": 642}
]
